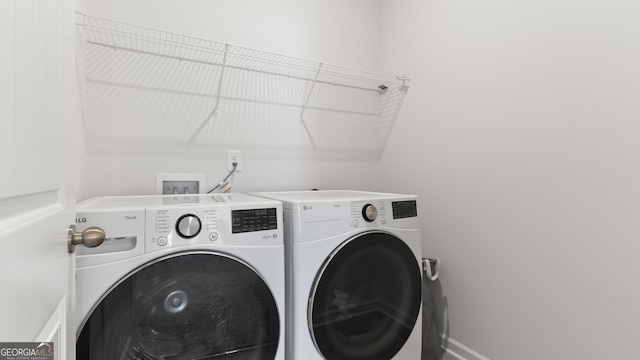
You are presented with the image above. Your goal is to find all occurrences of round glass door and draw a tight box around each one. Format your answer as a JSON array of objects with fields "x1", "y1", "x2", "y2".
[
  {"x1": 77, "y1": 252, "x2": 280, "y2": 360},
  {"x1": 309, "y1": 232, "x2": 421, "y2": 360}
]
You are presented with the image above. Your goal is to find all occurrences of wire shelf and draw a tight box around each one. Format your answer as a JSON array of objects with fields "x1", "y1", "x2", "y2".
[{"x1": 75, "y1": 13, "x2": 410, "y2": 157}]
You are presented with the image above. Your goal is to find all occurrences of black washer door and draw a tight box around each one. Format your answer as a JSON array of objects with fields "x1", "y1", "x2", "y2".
[
  {"x1": 77, "y1": 252, "x2": 280, "y2": 360},
  {"x1": 310, "y1": 232, "x2": 421, "y2": 360}
]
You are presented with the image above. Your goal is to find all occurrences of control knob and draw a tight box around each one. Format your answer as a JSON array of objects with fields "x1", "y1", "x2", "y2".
[
  {"x1": 362, "y1": 204, "x2": 378, "y2": 222},
  {"x1": 176, "y1": 214, "x2": 202, "y2": 238}
]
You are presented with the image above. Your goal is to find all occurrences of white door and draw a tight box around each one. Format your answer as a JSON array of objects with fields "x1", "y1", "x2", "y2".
[{"x1": 0, "y1": 0, "x2": 78, "y2": 359}]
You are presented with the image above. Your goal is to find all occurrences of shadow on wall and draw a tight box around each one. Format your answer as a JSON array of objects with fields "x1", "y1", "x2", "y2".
[{"x1": 422, "y1": 260, "x2": 449, "y2": 360}]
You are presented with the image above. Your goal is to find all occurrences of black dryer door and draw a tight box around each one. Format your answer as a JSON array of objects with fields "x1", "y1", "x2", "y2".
[
  {"x1": 309, "y1": 232, "x2": 422, "y2": 360},
  {"x1": 77, "y1": 252, "x2": 280, "y2": 360}
]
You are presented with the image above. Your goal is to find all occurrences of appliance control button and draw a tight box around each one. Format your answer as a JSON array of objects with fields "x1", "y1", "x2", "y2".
[
  {"x1": 352, "y1": 220, "x2": 359, "y2": 227},
  {"x1": 176, "y1": 214, "x2": 202, "y2": 238},
  {"x1": 380, "y1": 217, "x2": 387, "y2": 225},
  {"x1": 157, "y1": 236, "x2": 168, "y2": 246},
  {"x1": 362, "y1": 204, "x2": 378, "y2": 222},
  {"x1": 209, "y1": 232, "x2": 219, "y2": 241}
]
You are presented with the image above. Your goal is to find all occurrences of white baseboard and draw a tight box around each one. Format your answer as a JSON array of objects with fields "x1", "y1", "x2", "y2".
[{"x1": 441, "y1": 335, "x2": 491, "y2": 360}]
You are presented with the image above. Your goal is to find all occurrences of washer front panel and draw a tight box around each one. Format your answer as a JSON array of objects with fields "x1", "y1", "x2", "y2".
[
  {"x1": 308, "y1": 232, "x2": 422, "y2": 360},
  {"x1": 77, "y1": 252, "x2": 280, "y2": 360}
]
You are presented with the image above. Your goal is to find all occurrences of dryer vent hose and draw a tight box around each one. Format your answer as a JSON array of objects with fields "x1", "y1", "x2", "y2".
[{"x1": 422, "y1": 258, "x2": 440, "y2": 281}]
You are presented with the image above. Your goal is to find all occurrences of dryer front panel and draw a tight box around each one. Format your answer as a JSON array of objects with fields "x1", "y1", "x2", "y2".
[
  {"x1": 308, "y1": 232, "x2": 422, "y2": 360},
  {"x1": 77, "y1": 252, "x2": 280, "y2": 360}
]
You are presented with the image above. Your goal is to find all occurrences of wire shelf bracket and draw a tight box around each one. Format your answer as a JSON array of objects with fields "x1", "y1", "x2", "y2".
[
  {"x1": 188, "y1": 43, "x2": 230, "y2": 144},
  {"x1": 299, "y1": 63, "x2": 323, "y2": 150}
]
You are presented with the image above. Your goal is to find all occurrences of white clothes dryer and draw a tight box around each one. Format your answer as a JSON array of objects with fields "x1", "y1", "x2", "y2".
[
  {"x1": 252, "y1": 190, "x2": 422, "y2": 360},
  {"x1": 73, "y1": 194, "x2": 285, "y2": 360}
]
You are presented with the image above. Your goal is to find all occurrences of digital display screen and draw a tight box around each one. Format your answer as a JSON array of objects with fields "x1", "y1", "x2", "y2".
[
  {"x1": 392, "y1": 200, "x2": 417, "y2": 219},
  {"x1": 232, "y1": 208, "x2": 278, "y2": 234}
]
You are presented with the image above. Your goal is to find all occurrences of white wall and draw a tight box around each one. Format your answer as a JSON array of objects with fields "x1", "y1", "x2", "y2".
[
  {"x1": 75, "y1": 0, "x2": 384, "y2": 200},
  {"x1": 380, "y1": 0, "x2": 640, "y2": 359}
]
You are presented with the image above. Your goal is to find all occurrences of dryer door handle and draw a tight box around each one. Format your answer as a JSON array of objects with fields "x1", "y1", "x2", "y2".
[{"x1": 68, "y1": 225, "x2": 106, "y2": 253}]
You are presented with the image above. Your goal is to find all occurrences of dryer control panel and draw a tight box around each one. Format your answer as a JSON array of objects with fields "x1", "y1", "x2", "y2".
[
  {"x1": 289, "y1": 197, "x2": 419, "y2": 243},
  {"x1": 391, "y1": 200, "x2": 418, "y2": 219},
  {"x1": 350, "y1": 200, "x2": 387, "y2": 227},
  {"x1": 350, "y1": 199, "x2": 417, "y2": 226}
]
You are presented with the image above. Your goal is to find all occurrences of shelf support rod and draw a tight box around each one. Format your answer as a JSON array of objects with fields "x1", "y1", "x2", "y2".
[
  {"x1": 188, "y1": 44, "x2": 229, "y2": 144},
  {"x1": 300, "y1": 63, "x2": 323, "y2": 149},
  {"x1": 211, "y1": 43, "x2": 229, "y2": 117}
]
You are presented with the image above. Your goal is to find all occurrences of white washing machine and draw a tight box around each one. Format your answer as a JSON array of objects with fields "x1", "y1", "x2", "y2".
[
  {"x1": 73, "y1": 194, "x2": 285, "y2": 360},
  {"x1": 251, "y1": 190, "x2": 423, "y2": 360}
]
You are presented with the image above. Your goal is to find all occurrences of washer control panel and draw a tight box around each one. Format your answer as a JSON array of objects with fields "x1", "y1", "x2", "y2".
[
  {"x1": 148, "y1": 207, "x2": 220, "y2": 251},
  {"x1": 74, "y1": 194, "x2": 283, "y2": 266},
  {"x1": 147, "y1": 204, "x2": 281, "y2": 252},
  {"x1": 231, "y1": 208, "x2": 278, "y2": 234}
]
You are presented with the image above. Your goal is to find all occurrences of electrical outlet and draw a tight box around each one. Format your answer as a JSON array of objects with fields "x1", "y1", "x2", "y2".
[
  {"x1": 156, "y1": 173, "x2": 205, "y2": 195},
  {"x1": 228, "y1": 150, "x2": 242, "y2": 172}
]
